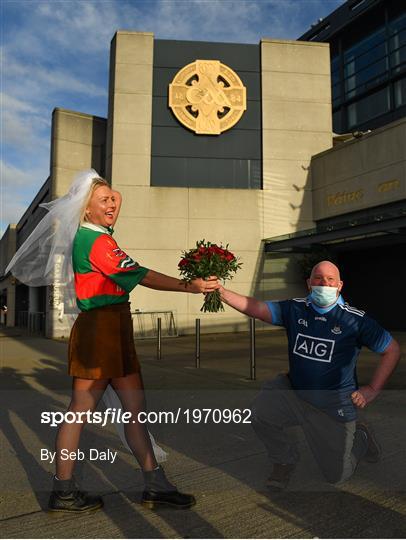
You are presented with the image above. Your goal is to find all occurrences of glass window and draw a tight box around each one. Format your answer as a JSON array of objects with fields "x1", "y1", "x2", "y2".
[
  {"x1": 389, "y1": 12, "x2": 406, "y2": 36},
  {"x1": 331, "y1": 56, "x2": 340, "y2": 71},
  {"x1": 394, "y1": 77, "x2": 406, "y2": 108},
  {"x1": 345, "y1": 57, "x2": 389, "y2": 98},
  {"x1": 390, "y1": 28, "x2": 406, "y2": 52},
  {"x1": 350, "y1": 0, "x2": 366, "y2": 11},
  {"x1": 332, "y1": 69, "x2": 340, "y2": 86},
  {"x1": 343, "y1": 26, "x2": 388, "y2": 99},
  {"x1": 344, "y1": 26, "x2": 385, "y2": 63},
  {"x1": 391, "y1": 43, "x2": 406, "y2": 70},
  {"x1": 332, "y1": 110, "x2": 342, "y2": 134},
  {"x1": 331, "y1": 55, "x2": 340, "y2": 86},
  {"x1": 347, "y1": 87, "x2": 390, "y2": 129},
  {"x1": 344, "y1": 41, "x2": 387, "y2": 77},
  {"x1": 332, "y1": 82, "x2": 341, "y2": 101}
]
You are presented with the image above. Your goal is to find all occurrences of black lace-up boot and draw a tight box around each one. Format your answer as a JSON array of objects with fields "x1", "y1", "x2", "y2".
[
  {"x1": 48, "y1": 476, "x2": 103, "y2": 513},
  {"x1": 142, "y1": 466, "x2": 196, "y2": 509}
]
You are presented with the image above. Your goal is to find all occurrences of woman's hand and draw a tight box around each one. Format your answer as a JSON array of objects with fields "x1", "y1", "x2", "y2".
[
  {"x1": 141, "y1": 270, "x2": 220, "y2": 293},
  {"x1": 189, "y1": 276, "x2": 220, "y2": 294}
]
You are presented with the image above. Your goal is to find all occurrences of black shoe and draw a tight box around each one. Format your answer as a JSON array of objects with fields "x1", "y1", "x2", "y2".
[
  {"x1": 356, "y1": 422, "x2": 381, "y2": 463},
  {"x1": 48, "y1": 476, "x2": 103, "y2": 514},
  {"x1": 267, "y1": 463, "x2": 296, "y2": 491},
  {"x1": 142, "y1": 466, "x2": 196, "y2": 509}
]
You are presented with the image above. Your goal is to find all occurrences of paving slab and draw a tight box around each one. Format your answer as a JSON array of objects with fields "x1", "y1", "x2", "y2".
[{"x1": 1, "y1": 327, "x2": 405, "y2": 538}]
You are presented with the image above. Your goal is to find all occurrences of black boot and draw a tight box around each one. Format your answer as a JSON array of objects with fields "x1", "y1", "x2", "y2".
[
  {"x1": 142, "y1": 466, "x2": 196, "y2": 509},
  {"x1": 48, "y1": 476, "x2": 103, "y2": 513}
]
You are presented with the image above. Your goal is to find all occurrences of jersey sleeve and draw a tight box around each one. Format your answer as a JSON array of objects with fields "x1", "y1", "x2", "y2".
[
  {"x1": 357, "y1": 314, "x2": 392, "y2": 353},
  {"x1": 265, "y1": 301, "x2": 283, "y2": 326},
  {"x1": 89, "y1": 234, "x2": 149, "y2": 293}
]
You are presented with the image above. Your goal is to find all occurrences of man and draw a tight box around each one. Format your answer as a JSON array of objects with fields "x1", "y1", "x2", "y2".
[{"x1": 219, "y1": 261, "x2": 400, "y2": 489}]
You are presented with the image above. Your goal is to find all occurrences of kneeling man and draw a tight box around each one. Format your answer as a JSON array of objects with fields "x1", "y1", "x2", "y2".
[{"x1": 220, "y1": 261, "x2": 400, "y2": 489}]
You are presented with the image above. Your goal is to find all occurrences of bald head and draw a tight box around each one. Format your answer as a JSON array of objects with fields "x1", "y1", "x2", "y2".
[
  {"x1": 310, "y1": 260, "x2": 341, "y2": 281},
  {"x1": 307, "y1": 260, "x2": 343, "y2": 291}
]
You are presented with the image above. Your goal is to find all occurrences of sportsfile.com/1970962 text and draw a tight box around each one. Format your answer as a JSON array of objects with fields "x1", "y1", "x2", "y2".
[{"x1": 40, "y1": 408, "x2": 252, "y2": 427}]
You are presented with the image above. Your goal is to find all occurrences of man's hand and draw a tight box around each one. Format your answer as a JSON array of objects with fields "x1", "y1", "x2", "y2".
[
  {"x1": 189, "y1": 276, "x2": 220, "y2": 294},
  {"x1": 351, "y1": 339, "x2": 401, "y2": 409},
  {"x1": 351, "y1": 385, "x2": 380, "y2": 408}
]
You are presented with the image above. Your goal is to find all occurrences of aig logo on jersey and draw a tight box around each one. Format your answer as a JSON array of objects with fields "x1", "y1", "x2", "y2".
[{"x1": 293, "y1": 333, "x2": 335, "y2": 363}]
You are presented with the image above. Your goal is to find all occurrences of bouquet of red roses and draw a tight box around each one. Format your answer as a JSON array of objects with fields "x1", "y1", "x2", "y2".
[{"x1": 178, "y1": 239, "x2": 242, "y2": 312}]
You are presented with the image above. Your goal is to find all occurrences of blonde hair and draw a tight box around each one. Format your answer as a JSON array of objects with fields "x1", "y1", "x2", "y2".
[{"x1": 80, "y1": 177, "x2": 110, "y2": 224}]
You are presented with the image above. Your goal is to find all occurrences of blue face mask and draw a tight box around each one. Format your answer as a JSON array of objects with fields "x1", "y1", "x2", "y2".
[{"x1": 311, "y1": 286, "x2": 339, "y2": 307}]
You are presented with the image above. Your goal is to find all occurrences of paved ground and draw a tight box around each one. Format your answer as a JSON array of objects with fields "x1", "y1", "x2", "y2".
[{"x1": 1, "y1": 326, "x2": 406, "y2": 538}]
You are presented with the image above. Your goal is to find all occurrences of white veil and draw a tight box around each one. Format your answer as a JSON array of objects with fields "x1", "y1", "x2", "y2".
[
  {"x1": 6, "y1": 169, "x2": 97, "y2": 290},
  {"x1": 6, "y1": 169, "x2": 167, "y2": 462}
]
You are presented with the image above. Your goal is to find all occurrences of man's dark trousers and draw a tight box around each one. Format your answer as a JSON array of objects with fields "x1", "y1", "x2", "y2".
[{"x1": 251, "y1": 374, "x2": 368, "y2": 484}]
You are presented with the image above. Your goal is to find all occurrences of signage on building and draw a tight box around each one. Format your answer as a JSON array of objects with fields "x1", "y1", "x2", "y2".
[
  {"x1": 321, "y1": 178, "x2": 403, "y2": 216},
  {"x1": 168, "y1": 60, "x2": 246, "y2": 135},
  {"x1": 377, "y1": 179, "x2": 400, "y2": 193},
  {"x1": 325, "y1": 178, "x2": 402, "y2": 209},
  {"x1": 327, "y1": 189, "x2": 364, "y2": 207}
]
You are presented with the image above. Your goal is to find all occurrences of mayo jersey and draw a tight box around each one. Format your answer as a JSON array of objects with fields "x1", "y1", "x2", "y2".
[
  {"x1": 72, "y1": 223, "x2": 149, "y2": 311},
  {"x1": 266, "y1": 296, "x2": 392, "y2": 421}
]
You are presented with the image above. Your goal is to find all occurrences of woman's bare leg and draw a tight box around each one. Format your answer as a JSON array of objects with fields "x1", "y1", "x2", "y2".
[
  {"x1": 111, "y1": 372, "x2": 196, "y2": 509},
  {"x1": 55, "y1": 377, "x2": 109, "y2": 480},
  {"x1": 111, "y1": 372, "x2": 158, "y2": 472}
]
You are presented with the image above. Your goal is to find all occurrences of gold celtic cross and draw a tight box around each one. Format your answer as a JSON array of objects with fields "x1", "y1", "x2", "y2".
[{"x1": 169, "y1": 60, "x2": 247, "y2": 135}]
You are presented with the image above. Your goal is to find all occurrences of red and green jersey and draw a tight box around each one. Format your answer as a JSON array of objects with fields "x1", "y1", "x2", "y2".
[{"x1": 72, "y1": 223, "x2": 149, "y2": 311}]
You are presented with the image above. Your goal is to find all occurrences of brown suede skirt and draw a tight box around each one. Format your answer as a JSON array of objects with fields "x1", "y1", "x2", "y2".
[{"x1": 68, "y1": 302, "x2": 141, "y2": 379}]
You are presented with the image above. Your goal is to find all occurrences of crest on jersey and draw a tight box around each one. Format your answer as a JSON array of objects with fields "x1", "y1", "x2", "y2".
[{"x1": 113, "y1": 248, "x2": 138, "y2": 269}]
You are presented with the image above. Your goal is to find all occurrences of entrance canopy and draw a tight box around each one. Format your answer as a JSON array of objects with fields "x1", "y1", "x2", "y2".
[{"x1": 264, "y1": 204, "x2": 406, "y2": 253}]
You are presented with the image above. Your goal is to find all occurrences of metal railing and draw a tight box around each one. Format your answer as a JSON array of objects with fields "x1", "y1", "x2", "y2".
[
  {"x1": 132, "y1": 310, "x2": 178, "y2": 339},
  {"x1": 170, "y1": 316, "x2": 257, "y2": 379},
  {"x1": 17, "y1": 311, "x2": 29, "y2": 328}
]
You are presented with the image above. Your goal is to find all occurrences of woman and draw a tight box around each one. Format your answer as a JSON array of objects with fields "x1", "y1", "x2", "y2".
[{"x1": 6, "y1": 169, "x2": 219, "y2": 513}]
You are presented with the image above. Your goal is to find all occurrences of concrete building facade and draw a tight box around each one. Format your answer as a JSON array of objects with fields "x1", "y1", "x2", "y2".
[{"x1": 2, "y1": 27, "x2": 405, "y2": 336}]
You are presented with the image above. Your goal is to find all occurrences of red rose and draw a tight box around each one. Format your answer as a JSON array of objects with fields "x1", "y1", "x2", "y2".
[
  {"x1": 178, "y1": 258, "x2": 188, "y2": 267},
  {"x1": 223, "y1": 250, "x2": 235, "y2": 261}
]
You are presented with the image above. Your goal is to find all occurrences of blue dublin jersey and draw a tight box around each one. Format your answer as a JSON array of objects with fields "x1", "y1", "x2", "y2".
[{"x1": 266, "y1": 296, "x2": 392, "y2": 422}]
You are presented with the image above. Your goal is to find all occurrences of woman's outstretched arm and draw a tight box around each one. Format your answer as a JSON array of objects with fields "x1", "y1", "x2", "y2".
[{"x1": 141, "y1": 270, "x2": 219, "y2": 294}]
